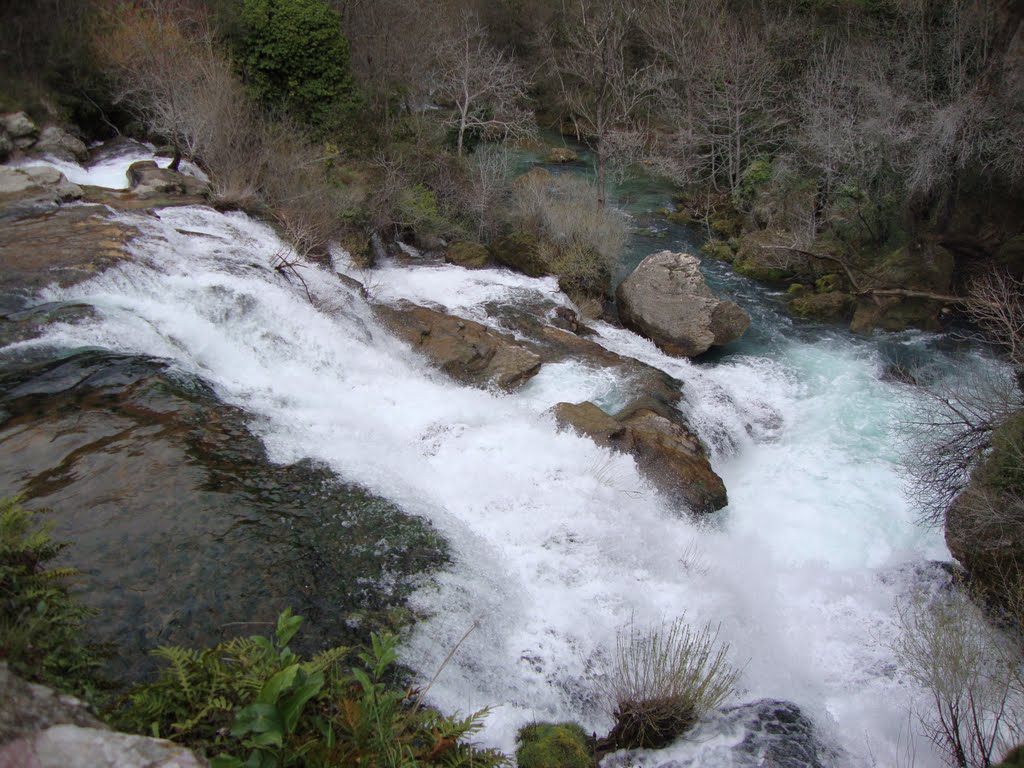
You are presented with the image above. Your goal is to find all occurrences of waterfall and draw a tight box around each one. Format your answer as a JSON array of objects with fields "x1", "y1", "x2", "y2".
[{"x1": 11, "y1": 199, "x2": 1001, "y2": 767}]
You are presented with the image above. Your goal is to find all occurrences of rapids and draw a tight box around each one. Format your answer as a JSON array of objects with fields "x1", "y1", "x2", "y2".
[{"x1": 5, "y1": 153, "x2": 1007, "y2": 766}]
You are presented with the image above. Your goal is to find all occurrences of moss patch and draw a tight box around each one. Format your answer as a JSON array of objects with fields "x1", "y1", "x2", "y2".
[
  {"x1": 516, "y1": 722, "x2": 592, "y2": 768},
  {"x1": 787, "y1": 291, "x2": 854, "y2": 322}
]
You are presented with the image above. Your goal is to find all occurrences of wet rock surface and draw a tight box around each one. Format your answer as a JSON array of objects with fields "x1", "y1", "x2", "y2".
[
  {"x1": 0, "y1": 350, "x2": 447, "y2": 681},
  {"x1": 0, "y1": 204, "x2": 136, "y2": 313}
]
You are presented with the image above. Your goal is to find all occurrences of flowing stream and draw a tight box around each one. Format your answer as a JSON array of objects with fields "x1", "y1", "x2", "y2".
[{"x1": 5, "y1": 153, "x2": 1007, "y2": 766}]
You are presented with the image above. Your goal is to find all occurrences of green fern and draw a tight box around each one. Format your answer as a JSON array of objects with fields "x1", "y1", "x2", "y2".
[
  {"x1": 0, "y1": 496, "x2": 103, "y2": 696},
  {"x1": 119, "y1": 611, "x2": 508, "y2": 768}
]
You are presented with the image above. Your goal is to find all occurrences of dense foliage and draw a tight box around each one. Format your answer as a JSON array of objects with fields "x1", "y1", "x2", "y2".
[
  {"x1": 119, "y1": 611, "x2": 507, "y2": 768},
  {"x1": 237, "y1": 0, "x2": 360, "y2": 135}
]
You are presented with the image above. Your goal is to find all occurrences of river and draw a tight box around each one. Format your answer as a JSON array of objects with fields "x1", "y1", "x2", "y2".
[{"x1": 7, "y1": 150, "x2": 1007, "y2": 766}]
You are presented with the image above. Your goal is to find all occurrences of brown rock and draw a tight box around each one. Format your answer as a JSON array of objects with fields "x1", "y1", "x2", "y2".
[
  {"x1": 126, "y1": 161, "x2": 209, "y2": 199},
  {"x1": 374, "y1": 302, "x2": 542, "y2": 390},
  {"x1": 0, "y1": 204, "x2": 136, "y2": 310},
  {"x1": 552, "y1": 401, "x2": 625, "y2": 448},
  {"x1": 552, "y1": 398, "x2": 728, "y2": 513}
]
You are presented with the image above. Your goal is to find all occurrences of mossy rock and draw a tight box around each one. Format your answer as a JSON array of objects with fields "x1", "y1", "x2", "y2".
[
  {"x1": 872, "y1": 243, "x2": 954, "y2": 293},
  {"x1": 544, "y1": 146, "x2": 578, "y2": 164},
  {"x1": 516, "y1": 722, "x2": 591, "y2": 768},
  {"x1": 787, "y1": 291, "x2": 854, "y2": 322},
  {"x1": 786, "y1": 283, "x2": 809, "y2": 298},
  {"x1": 814, "y1": 274, "x2": 843, "y2": 293},
  {"x1": 666, "y1": 209, "x2": 694, "y2": 226},
  {"x1": 735, "y1": 258, "x2": 791, "y2": 283},
  {"x1": 490, "y1": 233, "x2": 548, "y2": 277},
  {"x1": 701, "y1": 239, "x2": 734, "y2": 262},
  {"x1": 710, "y1": 213, "x2": 742, "y2": 238},
  {"x1": 849, "y1": 296, "x2": 943, "y2": 334},
  {"x1": 445, "y1": 241, "x2": 489, "y2": 269}
]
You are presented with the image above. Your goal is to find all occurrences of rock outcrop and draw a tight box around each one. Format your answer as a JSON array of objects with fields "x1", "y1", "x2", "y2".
[
  {"x1": 616, "y1": 251, "x2": 750, "y2": 357},
  {"x1": 33, "y1": 126, "x2": 88, "y2": 163},
  {"x1": 0, "y1": 664, "x2": 206, "y2": 768},
  {"x1": 126, "y1": 160, "x2": 210, "y2": 199},
  {"x1": 0, "y1": 166, "x2": 82, "y2": 222},
  {"x1": 374, "y1": 301, "x2": 542, "y2": 390}
]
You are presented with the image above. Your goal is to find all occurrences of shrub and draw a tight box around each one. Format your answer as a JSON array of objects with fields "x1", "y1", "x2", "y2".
[
  {"x1": 120, "y1": 610, "x2": 508, "y2": 768},
  {"x1": 596, "y1": 616, "x2": 739, "y2": 752},
  {"x1": 507, "y1": 171, "x2": 625, "y2": 309},
  {"x1": 892, "y1": 587, "x2": 1024, "y2": 768},
  {"x1": 0, "y1": 496, "x2": 102, "y2": 696},
  {"x1": 515, "y1": 722, "x2": 591, "y2": 768},
  {"x1": 237, "y1": 0, "x2": 361, "y2": 135}
]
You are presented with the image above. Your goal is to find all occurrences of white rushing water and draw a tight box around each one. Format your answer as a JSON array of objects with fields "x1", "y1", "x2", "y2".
[{"x1": 13, "y1": 204, "x2": 979, "y2": 766}]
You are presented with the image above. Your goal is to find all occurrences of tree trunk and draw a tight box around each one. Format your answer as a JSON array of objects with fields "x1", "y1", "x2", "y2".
[
  {"x1": 596, "y1": 145, "x2": 607, "y2": 208},
  {"x1": 169, "y1": 144, "x2": 181, "y2": 172}
]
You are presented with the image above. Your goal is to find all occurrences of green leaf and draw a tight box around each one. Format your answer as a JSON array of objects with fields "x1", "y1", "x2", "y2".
[
  {"x1": 279, "y1": 669, "x2": 324, "y2": 732},
  {"x1": 275, "y1": 609, "x2": 303, "y2": 649},
  {"x1": 258, "y1": 664, "x2": 300, "y2": 705},
  {"x1": 210, "y1": 755, "x2": 245, "y2": 768},
  {"x1": 232, "y1": 702, "x2": 284, "y2": 745}
]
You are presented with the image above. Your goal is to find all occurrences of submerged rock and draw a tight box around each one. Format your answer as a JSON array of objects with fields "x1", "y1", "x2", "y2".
[
  {"x1": 616, "y1": 251, "x2": 749, "y2": 358},
  {"x1": 0, "y1": 351, "x2": 447, "y2": 680},
  {"x1": 375, "y1": 301, "x2": 542, "y2": 390},
  {"x1": 604, "y1": 699, "x2": 834, "y2": 768}
]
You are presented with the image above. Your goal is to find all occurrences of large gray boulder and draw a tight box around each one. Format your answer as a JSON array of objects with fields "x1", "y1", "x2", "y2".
[
  {"x1": 1, "y1": 111, "x2": 38, "y2": 147},
  {"x1": 0, "y1": 166, "x2": 82, "y2": 221},
  {"x1": 0, "y1": 664, "x2": 206, "y2": 767},
  {"x1": 616, "y1": 251, "x2": 750, "y2": 357},
  {"x1": 34, "y1": 126, "x2": 88, "y2": 163}
]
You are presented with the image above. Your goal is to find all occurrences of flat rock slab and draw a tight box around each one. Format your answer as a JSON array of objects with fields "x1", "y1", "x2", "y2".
[
  {"x1": 0, "y1": 351, "x2": 446, "y2": 680},
  {"x1": 0, "y1": 204, "x2": 136, "y2": 312},
  {"x1": 375, "y1": 301, "x2": 542, "y2": 390},
  {"x1": 0, "y1": 166, "x2": 82, "y2": 222}
]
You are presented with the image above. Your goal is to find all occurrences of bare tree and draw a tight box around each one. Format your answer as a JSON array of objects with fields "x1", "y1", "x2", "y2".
[
  {"x1": 339, "y1": 0, "x2": 443, "y2": 131},
  {"x1": 547, "y1": 0, "x2": 665, "y2": 206},
  {"x1": 433, "y1": 14, "x2": 534, "y2": 156},
  {"x1": 795, "y1": 45, "x2": 858, "y2": 203},
  {"x1": 893, "y1": 587, "x2": 1023, "y2": 768},
  {"x1": 94, "y1": 1, "x2": 221, "y2": 171}
]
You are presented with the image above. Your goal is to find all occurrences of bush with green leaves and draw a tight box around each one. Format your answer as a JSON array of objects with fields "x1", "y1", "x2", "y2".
[
  {"x1": 0, "y1": 496, "x2": 102, "y2": 696},
  {"x1": 237, "y1": 0, "x2": 361, "y2": 135},
  {"x1": 120, "y1": 610, "x2": 507, "y2": 768}
]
